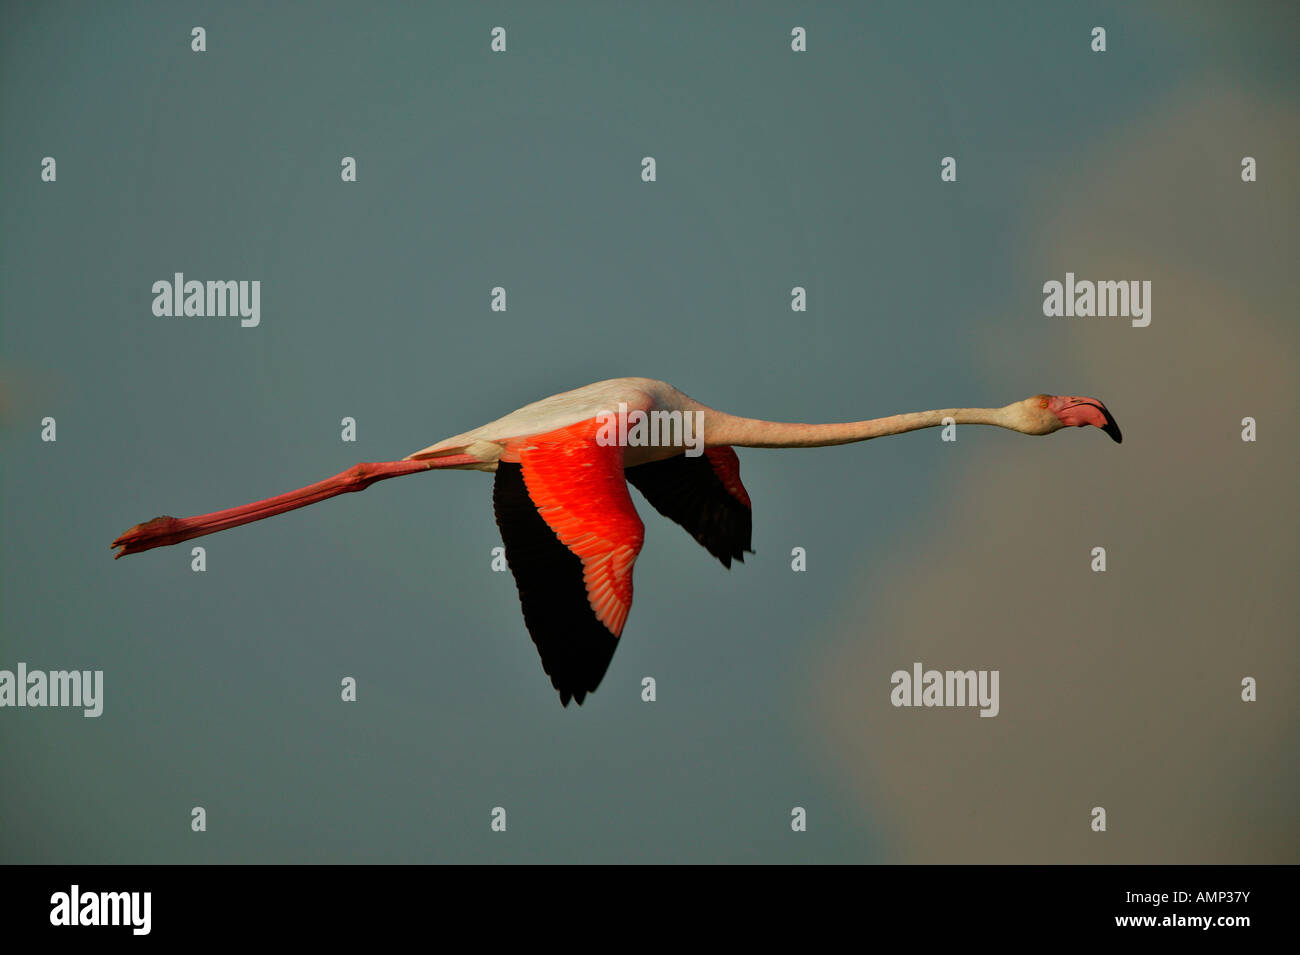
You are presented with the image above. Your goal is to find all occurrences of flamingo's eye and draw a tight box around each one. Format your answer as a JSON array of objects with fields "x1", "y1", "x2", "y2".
[{"x1": 1039, "y1": 398, "x2": 1050, "y2": 409}]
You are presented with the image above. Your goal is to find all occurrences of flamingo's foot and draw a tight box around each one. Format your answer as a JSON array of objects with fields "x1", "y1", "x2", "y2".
[{"x1": 111, "y1": 516, "x2": 185, "y2": 559}]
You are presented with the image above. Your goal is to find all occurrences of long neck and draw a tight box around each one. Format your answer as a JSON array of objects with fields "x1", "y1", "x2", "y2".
[{"x1": 700, "y1": 405, "x2": 1012, "y2": 449}]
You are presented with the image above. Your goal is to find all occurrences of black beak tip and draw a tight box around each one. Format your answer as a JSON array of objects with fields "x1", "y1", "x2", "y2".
[{"x1": 1101, "y1": 412, "x2": 1123, "y2": 444}]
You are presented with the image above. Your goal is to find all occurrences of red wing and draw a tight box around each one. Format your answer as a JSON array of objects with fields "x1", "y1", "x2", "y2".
[
  {"x1": 704, "y1": 447, "x2": 752, "y2": 509},
  {"x1": 516, "y1": 420, "x2": 645, "y2": 637},
  {"x1": 625, "y1": 446, "x2": 753, "y2": 568},
  {"x1": 492, "y1": 418, "x2": 645, "y2": 705}
]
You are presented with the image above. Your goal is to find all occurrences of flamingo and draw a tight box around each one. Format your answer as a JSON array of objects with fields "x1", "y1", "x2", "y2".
[{"x1": 111, "y1": 378, "x2": 1121, "y2": 705}]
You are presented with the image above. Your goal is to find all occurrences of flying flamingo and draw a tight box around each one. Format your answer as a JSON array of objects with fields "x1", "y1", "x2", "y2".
[{"x1": 111, "y1": 378, "x2": 1121, "y2": 705}]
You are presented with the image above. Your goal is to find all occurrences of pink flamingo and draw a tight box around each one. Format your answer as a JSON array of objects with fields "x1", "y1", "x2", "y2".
[{"x1": 112, "y1": 378, "x2": 1121, "y2": 705}]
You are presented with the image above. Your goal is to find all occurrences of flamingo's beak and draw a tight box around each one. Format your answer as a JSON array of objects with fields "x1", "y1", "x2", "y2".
[
  {"x1": 1098, "y1": 406, "x2": 1123, "y2": 443},
  {"x1": 1053, "y1": 397, "x2": 1122, "y2": 443}
]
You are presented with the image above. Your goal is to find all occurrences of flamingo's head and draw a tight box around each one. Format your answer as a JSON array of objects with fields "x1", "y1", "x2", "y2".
[{"x1": 1018, "y1": 394, "x2": 1123, "y2": 443}]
